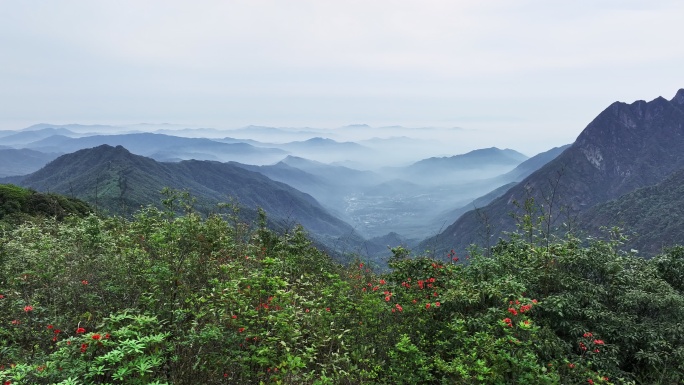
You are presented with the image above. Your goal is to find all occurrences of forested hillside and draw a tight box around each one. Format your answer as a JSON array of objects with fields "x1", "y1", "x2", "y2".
[
  {"x1": 423, "y1": 89, "x2": 684, "y2": 257},
  {"x1": 1, "y1": 190, "x2": 683, "y2": 384}
]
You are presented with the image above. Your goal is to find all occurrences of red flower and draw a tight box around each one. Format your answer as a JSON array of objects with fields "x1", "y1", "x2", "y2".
[
  {"x1": 81, "y1": 280, "x2": 88, "y2": 285},
  {"x1": 508, "y1": 308, "x2": 518, "y2": 316},
  {"x1": 47, "y1": 324, "x2": 54, "y2": 329},
  {"x1": 325, "y1": 307, "x2": 330, "y2": 312},
  {"x1": 435, "y1": 302, "x2": 441, "y2": 307},
  {"x1": 23, "y1": 305, "x2": 33, "y2": 312},
  {"x1": 587, "y1": 380, "x2": 594, "y2": 385},
  {"x1": 104, "y1": 333, "x2": 110, "y2": 339},
  {"x1": 583, "y1": 332, "x2": 593, "y2": 338},
  {"x1": 379, "y1": 279, "x2": 386, "y2": 285},
  {"x1": 0, "y1": 294, "x2": 4, "y2": 299},
  {"x1": 11, "y1": 320, "x2": 20, "y2": 325},
  {"x1": 425, "y1": 303, "x2": 431, "y2": 309},
  {"x1": 80, "y1": 343, "x2": 88, "y2": 353},
  {"x1": 568, "y1": 363, "x2": 575, "y2": 369},
  {"x1": 238, "y1": 327, "x2": 245, "y2": 333},
  {"x1": 76, "y1": 327, "x2": 86, "y2": 334},
  {"x1": 232, "y1": 315, "x2": 237, "y2": 319},
  {"x1": 593, "y1": 339, "x2": 605, "y2": 345},
  {"x1": 92, "y1": 334, "x2": 101, "y2": 340},
  {"x1": 385, "y1": 296, "x2": 391, "y2": 302}
]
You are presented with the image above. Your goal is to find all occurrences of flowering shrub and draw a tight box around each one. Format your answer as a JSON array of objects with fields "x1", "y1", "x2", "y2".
[{"x1": 0, "y1": 195, "x2": 683, "y2": 384}]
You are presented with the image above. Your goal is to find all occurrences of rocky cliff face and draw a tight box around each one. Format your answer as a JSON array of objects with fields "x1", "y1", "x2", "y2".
[{"x1": 422, "y1": 89, "x2": 684, "y2": 257}]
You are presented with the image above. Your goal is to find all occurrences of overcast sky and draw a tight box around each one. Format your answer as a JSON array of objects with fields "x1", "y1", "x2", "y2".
[{"x1": 1, "y1": 0, "x2": 683, "y2": 154}]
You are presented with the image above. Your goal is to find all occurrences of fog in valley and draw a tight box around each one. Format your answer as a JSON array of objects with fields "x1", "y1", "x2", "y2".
[{"x1": 1, "y1": 122, "x2": 565, "y2": 247}]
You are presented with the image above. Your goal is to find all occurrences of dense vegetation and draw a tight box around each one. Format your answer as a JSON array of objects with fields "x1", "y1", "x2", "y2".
[
  {"x1": 0, "y1": 184, "x2": 91, "y2": 227},
  {"x1": 1, "y1": 190, "x2": 683, "y2": 384}
]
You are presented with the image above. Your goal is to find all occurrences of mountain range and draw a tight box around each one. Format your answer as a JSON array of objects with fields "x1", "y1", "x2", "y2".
[
  {"x1": 3, "y1": 88, "x2": 684, "y2": 262},
  {"x1": 3, "y1": 145, "x2": 368, "y2": 258},
  {"x1": 422, "y1": 89, "x2": 684, "y2": 258}
]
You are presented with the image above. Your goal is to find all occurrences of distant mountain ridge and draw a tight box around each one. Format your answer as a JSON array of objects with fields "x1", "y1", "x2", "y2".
[
  {"x1": 408, "y1": 147, "x2": 528, "y2": 170},
  {"x1": 393, "y1": 147, "x2": 528, "y2": 184},
  {"x1": 24, "y1": 133, "x2": 287, "y2": 165},
  {"x1": 0, "y1": 149, "x2": 61, "y2": 177},
  {"x1": 11, "y1": 145, "x2": 366, "y2": 257},
  {"x1": 422, "y1": 89, "x2": 684, "y2": 257}
]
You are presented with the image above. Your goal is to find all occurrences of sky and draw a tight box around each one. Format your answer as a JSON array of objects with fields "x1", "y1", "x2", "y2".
[{"x1": 1, "y1": 0, "x2": 684, "y2": 155}]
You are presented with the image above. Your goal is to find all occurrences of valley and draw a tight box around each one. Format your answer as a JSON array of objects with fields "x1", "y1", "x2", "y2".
[
  {"x1": 3, "y1": 89, "x2": 684, "y2": 385},
  {"x1": 2, "y1": 90, "x2": 684, "y2": 264}
]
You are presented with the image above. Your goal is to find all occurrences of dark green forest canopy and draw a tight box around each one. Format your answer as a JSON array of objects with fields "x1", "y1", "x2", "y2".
[{"x1": 0, "y1": 184, "x2": 91, "y2": 224}]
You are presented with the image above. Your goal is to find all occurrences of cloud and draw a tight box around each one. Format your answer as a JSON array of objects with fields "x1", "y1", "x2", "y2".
[{"x1": 1, "y1": 0, "x2": 683, "y2": 155}]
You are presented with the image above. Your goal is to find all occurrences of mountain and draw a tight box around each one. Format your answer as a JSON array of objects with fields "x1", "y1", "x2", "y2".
[
  {"x1": 0, "y1": 127, "x2": 79, "y2": 146},
  {"x1": 409, "y1": 147, "x2": 528, "y2": 170},
  {"x1": 495, "y1": 144, "x2": 571, "y2": 183},
  {"x1": 24, "y1": 133, "x2": 288, "y2": 165},
  {"x1": 433, "y1": 182, "x2": 518, "y2": 227},
  {"x1": 14, "y1": 145, "x2": 365, "y2": 257},
  {"x1": 429, "y1": 145, "x2": 570, "y2": 232},
  {"x1": 21, "y1": 123, "x2": 125, "y2": 133},
  {"x1": 280, "y1": 137, "x2": 366, "y2": 151},
  {"x1": 421, "y1": 89, "x2": 684, "y2": 257},
  {"x1": 581, "y1": 166, "x2": 684, "y2": 255},
  {"x1": 363, "y1": 231, "x2": 420, "y2": 258},
  {"x1": 235, "y1": 161, "x2": 342, "y2": 213},
  {"x1": 279, "y1": 156, "x2": 382, "y2": 187},
  {"x1": 0, "y1": 148, "x2": 61, "y2": 177},
  {"x1": 392, "y1": 147, "x2": 528, "y2": 184},
  {"x1": 226, "y1": 125, "x2": 327, "y2": 142},
  {"x1": 274, "y1": 137, "x2": 375, "y2": 164}
]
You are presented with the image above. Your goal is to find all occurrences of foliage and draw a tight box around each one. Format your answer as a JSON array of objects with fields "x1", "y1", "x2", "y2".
[
  {"x1": 1, "y1": 191, "x2": 683, "y2": 384},
  {"x1": 0, "y1": 184, "x2": 91, "y2": 227}
]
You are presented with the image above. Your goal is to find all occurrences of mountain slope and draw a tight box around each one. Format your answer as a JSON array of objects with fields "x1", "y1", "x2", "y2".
[
  {"x1": 581, "y1": 166, "x2": 684, "y2": 255},
  {"x1": 421, "y1": 89, "x2": 684, "y2": 257},
  {"x1": 394, "y1": 147, "x2": 528, "y2": 184},
  {"x1": 495, "y1": 144, "x2": 571, "y2": 183},
  {"x1": 0, "y1": 149, "x2": 61, "y2": 177},
  {"x1": 16, "y1": 145, "x2": 365, "y2": 256},
  {"x1": 0, "y1": 127, "x2": 78, "y2": 146},
  {"x1": 25, "y1": 133, "x2": 287, "y2": 165}
]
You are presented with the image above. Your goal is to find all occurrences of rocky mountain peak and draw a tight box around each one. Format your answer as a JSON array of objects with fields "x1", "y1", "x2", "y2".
[{"x1": 671, "y1": 88, "x2": 684, "y2": 109}]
